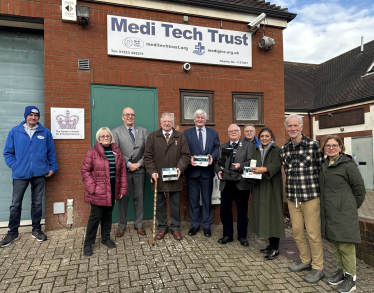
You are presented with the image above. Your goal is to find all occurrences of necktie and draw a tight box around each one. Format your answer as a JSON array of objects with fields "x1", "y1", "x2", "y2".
[
  {"x1": 198, "y1": 128, "x2": 204, "y2": 151},
  {"x1": 165, "y1": 132, "x2": 170, "y2": 142},
  {"x1": 232, "y1": 142, "x2": 238, "y2": 159},
  {"x1": 128, "y1": 128, "x2": 135, "y2": 143}
]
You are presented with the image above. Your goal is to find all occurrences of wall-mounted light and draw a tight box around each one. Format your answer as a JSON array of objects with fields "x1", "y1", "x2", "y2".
[
  {"x1": 328, "y1": 113, "x2": 333, "y2": 117},
  {"x1": 76, "y1": 5, "x2": 90, "y2": 27},
  {"x1": 183, "y1": 16, "x2": 188, "y2": 23}
]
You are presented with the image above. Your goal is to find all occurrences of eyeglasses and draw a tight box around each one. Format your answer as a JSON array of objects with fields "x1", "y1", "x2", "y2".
[
  {"x1": 100, "y1": 135, "x2": 111, "y2": 139},
  {"x1": 161, "y1": 120, "x2": 172, "y2": 124},
  {"x1": 124, "y1": 113, "x2": 135, "y2": 117},
  {"x1": 245, "y1": 130, "x2": 255, "y2": 133},
  {"x1": 325, "y1": 144, "x2": 340, "y2": 149},
  {"x1": 228, "y1": 130, "x2": 239, "y2": 133}
]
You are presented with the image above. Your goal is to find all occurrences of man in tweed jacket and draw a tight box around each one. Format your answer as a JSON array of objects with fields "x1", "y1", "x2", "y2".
[{"x1": 280, "y1": 114, "x2": 324, "y2": 284}]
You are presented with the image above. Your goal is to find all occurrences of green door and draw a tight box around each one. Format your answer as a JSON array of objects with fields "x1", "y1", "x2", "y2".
[{"x1": 90, "y1": 85, "x2": 158, "y2": 222}]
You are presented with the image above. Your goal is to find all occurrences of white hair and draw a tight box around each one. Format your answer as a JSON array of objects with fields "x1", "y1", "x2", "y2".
[
  {"x1": 160, "y1": 113, "x2": 174, "y2": 122},
  {"x1": 96, "y1": 127, "x2": 115, "y2": 144},
  {"x1": 193, "y1": 109, "x2": 207, "y2": 119},
  {"x1": 228, "y1": 124, "x2": 241, "y2": 134},
  {"x1": 285, "y1": 114, "x2": 303, "y2": 127}
]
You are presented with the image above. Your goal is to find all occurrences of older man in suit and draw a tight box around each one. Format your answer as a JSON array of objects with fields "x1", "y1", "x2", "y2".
[
  {"x1": 112, "y1": 107, "x2": 148, "y2": 236},
  {"x1": 184, "y1": 109, "x2": 220, "y2": 237},
  {"x1": 215, "y1": 124, "x2": 255, "y2": 246}
]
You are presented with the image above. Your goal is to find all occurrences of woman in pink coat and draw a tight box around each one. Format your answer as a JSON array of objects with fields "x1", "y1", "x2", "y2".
[{"x1": 81, "y1": 127, "x2": 128, "y2": 256}]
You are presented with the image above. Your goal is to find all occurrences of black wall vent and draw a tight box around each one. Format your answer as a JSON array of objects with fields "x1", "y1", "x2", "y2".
[{"x1": 78, "y1": 59, "x2": 89, "y2": 70}]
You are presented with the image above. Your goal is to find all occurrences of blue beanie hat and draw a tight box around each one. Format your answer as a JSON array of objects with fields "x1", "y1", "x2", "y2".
[{"x1": 24, "y1": 106, "x2": 40, "y2": 119}]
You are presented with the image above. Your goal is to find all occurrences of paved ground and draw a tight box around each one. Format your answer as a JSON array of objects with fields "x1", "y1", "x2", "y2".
[{"x1": 1, "y1": 221, "x2": 373, "y2": 293}]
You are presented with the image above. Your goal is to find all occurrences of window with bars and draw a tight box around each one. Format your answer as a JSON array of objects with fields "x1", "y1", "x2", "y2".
[
  {"x1": 180, "y1": 90, "x2": 214, "y2": 124},
  {"x1": 232, "y1": 93, "x2": 263, "y2": 125}
]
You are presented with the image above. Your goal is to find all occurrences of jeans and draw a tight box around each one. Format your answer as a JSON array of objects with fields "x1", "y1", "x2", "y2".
[{"x1": 8, "y1": 176, "x2": 45, "y2": 235}]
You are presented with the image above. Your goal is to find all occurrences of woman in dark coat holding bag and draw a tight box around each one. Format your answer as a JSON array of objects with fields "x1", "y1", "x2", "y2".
[
  {"x1": 248, "y1": 127, "x2": 285, "y2": 260},
  {"x1": 81, "y1": 127, "x2": 128, "y2": 256},
  {"x1": 319, "y1": 135, "x2": 365, "y2": 293}
]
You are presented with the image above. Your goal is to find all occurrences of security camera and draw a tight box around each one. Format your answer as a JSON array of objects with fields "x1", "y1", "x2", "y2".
[
  {"x1": 328, "y1": 113, "x2": 333, "y2": 117},
  {"x1": 183, "y1": 63, "x2": 191, "y2": 73},
  {"x1": 247, "y1": 13, "x2": 266, "y2": 30},
  {"x1": 258, "y1": 36, "x2": 275, "y2": 50}
]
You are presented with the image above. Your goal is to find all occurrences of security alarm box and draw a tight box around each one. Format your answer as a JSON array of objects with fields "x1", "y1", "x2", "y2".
[
  {"x1": 162, "y1": 168, "x2": 178, "y2": 181},
  {"x1": 194, "y1": 155, "x2": 209, "y2": 167}
]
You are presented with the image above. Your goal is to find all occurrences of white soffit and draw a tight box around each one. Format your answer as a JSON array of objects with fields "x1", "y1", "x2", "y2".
[{"x1": 88, "y1": 0, "x2": 288, "y2": 28}]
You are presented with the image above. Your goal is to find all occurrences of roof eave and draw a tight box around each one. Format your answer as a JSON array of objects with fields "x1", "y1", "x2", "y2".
[{"x1": 159, "y1": 0, "x2": 297, "y2": 22}]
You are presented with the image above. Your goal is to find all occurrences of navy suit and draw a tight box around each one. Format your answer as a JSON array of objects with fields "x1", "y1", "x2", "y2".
[{"x1": 184, "y1": 127, "x2": 220, "y2": 229}]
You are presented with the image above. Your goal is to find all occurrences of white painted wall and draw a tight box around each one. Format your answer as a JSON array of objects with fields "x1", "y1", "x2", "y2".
[{"x1": 313, "y1": 104, "x2": 374, "y2": 162}]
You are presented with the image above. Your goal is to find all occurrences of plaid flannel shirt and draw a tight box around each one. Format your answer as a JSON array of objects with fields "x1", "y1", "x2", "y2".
[{"x1": 280, "y1": 135, "x2": 323, "y2": 203}]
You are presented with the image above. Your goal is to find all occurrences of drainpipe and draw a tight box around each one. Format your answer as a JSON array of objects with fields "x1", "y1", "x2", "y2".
[{"x1": 308, "y1": 110, "x2": 312, "y2": 139}]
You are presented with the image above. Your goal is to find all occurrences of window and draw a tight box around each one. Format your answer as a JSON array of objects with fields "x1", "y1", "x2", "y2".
[
  {"x1": 232, "y1": 93, "x2": 263, "y2": 125},
  {"x1": 180, "y1": 90, "x2": 214, "y2": 124}
]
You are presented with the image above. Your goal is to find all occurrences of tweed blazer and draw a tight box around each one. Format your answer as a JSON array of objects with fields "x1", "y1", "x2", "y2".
[{"x1": 112, "y1": 124, "x2": 148, "y2": 174}]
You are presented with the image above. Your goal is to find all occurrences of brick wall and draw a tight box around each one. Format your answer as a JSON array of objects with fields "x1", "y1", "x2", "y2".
[
  {"x1": 1, "y1": 0, "x2": 286, "y2": 229},
  {"x1": 357, "y1": 218, "x2": 374, "y2": 266}
]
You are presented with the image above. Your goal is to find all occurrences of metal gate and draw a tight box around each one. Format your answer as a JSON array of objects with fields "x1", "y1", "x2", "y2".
[{"x1": 0, "y1": 29, "x2": 45, "y2": 226}]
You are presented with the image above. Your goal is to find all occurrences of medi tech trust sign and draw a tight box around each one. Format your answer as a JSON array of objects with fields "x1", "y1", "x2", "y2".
[{"x1": 107, "y1": 16, "x2": 252, "y2": 67}]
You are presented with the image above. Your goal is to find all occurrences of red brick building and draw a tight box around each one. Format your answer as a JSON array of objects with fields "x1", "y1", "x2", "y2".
[{"x1": 0, "y1": 0, "x2": 296, "y2": 230}]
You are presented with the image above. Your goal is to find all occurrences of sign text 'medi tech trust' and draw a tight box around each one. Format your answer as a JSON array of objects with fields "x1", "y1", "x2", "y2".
[{"x1": 107, "y1": 15, "x2": 252, "y2": 67}]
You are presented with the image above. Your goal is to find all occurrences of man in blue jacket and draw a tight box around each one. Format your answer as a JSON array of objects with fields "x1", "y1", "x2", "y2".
[
  {"x1": 184, "y1": 109, "x2": 220, "y2": 237},
  {"x1": 0, "y1": 106, "x2": 58, "y2": 248}
]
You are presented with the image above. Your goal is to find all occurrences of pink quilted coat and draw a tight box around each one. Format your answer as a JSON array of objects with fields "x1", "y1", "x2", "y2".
[{"x1": 81, "y1": 142, "x2": 128, "y2": 206}]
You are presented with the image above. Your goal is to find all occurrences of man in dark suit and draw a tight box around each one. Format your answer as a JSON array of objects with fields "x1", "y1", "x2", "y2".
[
  {"x1": 215, "y1": 124, "x2": 255, "y2": 246},
  {"x1": 112, "y1": 107, "x2": 148, "y2": 236},
  {"x1": 184, "y1": 109, "x2": 220, "y2": 237}
]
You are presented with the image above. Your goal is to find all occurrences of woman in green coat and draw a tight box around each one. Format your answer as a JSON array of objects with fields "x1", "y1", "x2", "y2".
[
  {"x1": 319, "y1": 135, "x2": 365, "y2": 293},
  {"x1": 248, "y1": 127, "x2": 285, "y2": 260}
]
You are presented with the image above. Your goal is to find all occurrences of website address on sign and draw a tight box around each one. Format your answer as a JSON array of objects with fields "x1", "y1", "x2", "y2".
[
  {"x1": 208, "y1": 49, "x2": 239, "y2": 55},
  {"x1": 146, "y1": 43, "x2": 188, "y2": 51}
]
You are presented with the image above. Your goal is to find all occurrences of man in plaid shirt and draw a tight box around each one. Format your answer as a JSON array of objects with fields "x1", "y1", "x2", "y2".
[{"x1": 281, "y1": 114, "x2": 325, "y2": 284}]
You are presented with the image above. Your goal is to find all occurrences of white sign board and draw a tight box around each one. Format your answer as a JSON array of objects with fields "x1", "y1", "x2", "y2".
[
  {"x1": 51, "y1": 108, "x2": 85, "y2": 139},
  {"x1": 62, "y1": 0, "x2": 77, "y2": 21},
  {"x1": 107, "y1": 15, "x2": 252, "y2": 67}
]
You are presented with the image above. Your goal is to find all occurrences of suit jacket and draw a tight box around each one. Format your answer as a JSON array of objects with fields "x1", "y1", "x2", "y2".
[
  {"x1": 184, "y1": 127, "x2": 220, "y2": 178},
  {"x1": 214, "y1": 140, "x2": 255, "y2": 191},
  {"x1": 112, "y1": 124, "x2": 148, "y2": 174},
  {"x1": 143, "y1": 128, "x2": 191, "y2": 192}
]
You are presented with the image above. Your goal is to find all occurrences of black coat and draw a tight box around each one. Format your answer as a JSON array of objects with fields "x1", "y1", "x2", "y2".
[{"x1": 319, "y1": 154, "x2": 366, "y2": 244}]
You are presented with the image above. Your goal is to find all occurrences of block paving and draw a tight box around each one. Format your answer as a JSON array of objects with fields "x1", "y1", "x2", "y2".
[{"x1": 1, "y1": 221, "x2": 373, "y2": 292}]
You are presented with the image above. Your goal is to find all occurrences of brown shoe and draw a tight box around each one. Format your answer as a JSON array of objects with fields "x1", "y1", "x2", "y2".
[
  {"x1": 134, "y1": 227, "x2": 146, "y2": 235},
  {"x1": 171, "y1": 230, "x2": 183, "y2": 241},
  {"x1": 155, "y1": 230, "x2": 167, "y2": 240},
  {"x1": 117, "y1": 229, "x2": 125, "y2": 237}
]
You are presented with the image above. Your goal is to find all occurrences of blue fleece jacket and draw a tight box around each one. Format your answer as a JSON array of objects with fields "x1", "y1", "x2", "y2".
[{"x1": 3, "y1": 122, "x2": 58, "y2": 179}]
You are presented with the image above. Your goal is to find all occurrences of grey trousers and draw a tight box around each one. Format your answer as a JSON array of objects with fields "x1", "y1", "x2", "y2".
[
  {"x1": 117, "y1": 171, "x2": 145, "y2": 229},
  {"x1": 157, "y1": 191, "x2": 181, "y2": 232}
]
